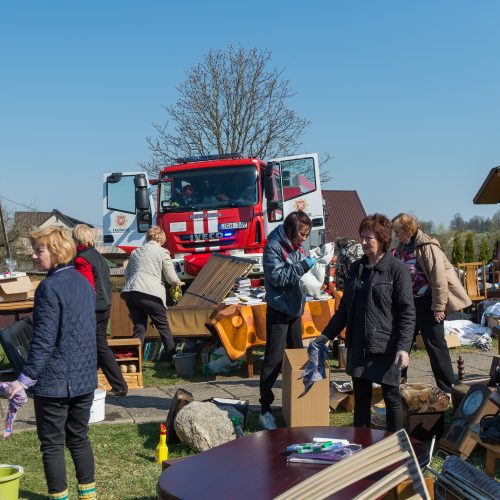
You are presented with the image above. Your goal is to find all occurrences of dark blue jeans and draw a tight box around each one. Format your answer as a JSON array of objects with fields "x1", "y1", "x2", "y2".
[{"x1": 34, "y1": 392, "x2": 95, "y2": 494}]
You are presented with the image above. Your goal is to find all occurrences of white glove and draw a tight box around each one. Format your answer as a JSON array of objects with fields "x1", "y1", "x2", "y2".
[{"x1": 394, "y1": 350, "x2": 409, "y2": 369}]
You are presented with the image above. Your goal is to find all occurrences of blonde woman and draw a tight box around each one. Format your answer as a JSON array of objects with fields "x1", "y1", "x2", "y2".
[
  {"x1": 121, "y1": 226, "x2": 182, "y2": 363},
  {"x1": 4, "y1": 227, "x2": 97, "y2": 500},
  {"x1": 73, "y1": 224, "x2": 128, "y2": 397},
  {"x1": 392, "y1": 213, "x2": 472, "y2": 391}
]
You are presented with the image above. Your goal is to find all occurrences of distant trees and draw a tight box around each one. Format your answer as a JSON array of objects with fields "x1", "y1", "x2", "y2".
[
  {"x1": 451, "y1": 233, "x2": 464, "y2": 266},
  {"x1": 450, "y1": 213, "x2": 466, "y2": 232},
  {"x1": 419, "y1": 220, "x2": 434, "y2": 234},
  {"x1": 449, "y1": 210, "x2": 500, "y2": 233}
]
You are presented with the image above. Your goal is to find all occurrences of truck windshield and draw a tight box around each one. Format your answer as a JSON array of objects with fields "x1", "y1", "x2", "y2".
[{"x1": 159, "y1": 165, "x2": 258, "y2": 212}]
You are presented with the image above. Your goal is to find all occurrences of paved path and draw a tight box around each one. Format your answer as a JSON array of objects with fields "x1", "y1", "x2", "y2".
[{"x1": 1, "y1": 349, "x2": 496, "y2": 433}]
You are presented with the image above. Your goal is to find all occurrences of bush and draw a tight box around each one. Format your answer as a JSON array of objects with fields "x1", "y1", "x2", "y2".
[
  {"x1": 464, "y1": 233, "x2": 475, "y2": 262},
  {"x1": 478, "y1": 237, "x2": 491, "y2": 263},
  {"x1": 451, "y1": 233, "x2": 464, "y2": 265}
]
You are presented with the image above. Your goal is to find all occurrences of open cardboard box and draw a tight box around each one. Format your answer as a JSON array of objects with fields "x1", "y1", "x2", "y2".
[
  {"x1": 415, "y1": 332, "x2": 460, "y2": 349},
  {"x1": 0, "y1": 273, "x2": 33, "y2": 303},
  {"x1": 282, "y1": 348, "x2": 330, "y2": 427}
]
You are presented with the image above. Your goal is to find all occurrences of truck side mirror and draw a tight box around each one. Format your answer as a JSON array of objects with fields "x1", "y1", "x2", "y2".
[
  {"x1": 135, "y1": 174, "x2": 151, "y2": 232},
  {"x1": 135, "y1": 174, "x2": 149, "y2": 210},
  {"x1": 264, "y1": 176, "x2": 274, "y2": 201},
  {"x1": 264, "y1": 161, "x2": 277, "y2": 178}
]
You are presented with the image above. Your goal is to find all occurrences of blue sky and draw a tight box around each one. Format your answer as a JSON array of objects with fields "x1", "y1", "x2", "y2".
[{"x1": 1, "y1": 1, "x2": 499, "y2": 228}]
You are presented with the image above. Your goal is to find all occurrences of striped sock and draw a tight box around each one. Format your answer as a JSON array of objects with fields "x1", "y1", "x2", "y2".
[
  {"x1": 78, "y1": 481, "x2": 97, "y2": 499},
  {"x1": 49, "y1": 490, "x2": 69, "y2": 500}
]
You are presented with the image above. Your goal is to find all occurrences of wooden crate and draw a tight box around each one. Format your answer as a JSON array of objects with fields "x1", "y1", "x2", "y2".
[
  {"x1": 110, "y1": 292, "x2": 214, "y2": 338},
  {"x1": 98, "y1": 338, "x2": 143, "y2": 390}
]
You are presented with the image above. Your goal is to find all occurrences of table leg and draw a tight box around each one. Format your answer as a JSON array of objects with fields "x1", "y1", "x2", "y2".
[
  {"x1": 246, "y1": 346, "x2": 253, "y2": 378},
  {"x1": 338, "y1": 341, "x2": 346, "y2": 370},
  {"x1": 485, "y1": 449, "x2": 497, "y2": 477}
]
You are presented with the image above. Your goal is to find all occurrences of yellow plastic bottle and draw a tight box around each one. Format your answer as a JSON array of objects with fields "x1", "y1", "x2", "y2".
[{"x1": 155, "y1": 423, "x2": 169, "y2": 464}]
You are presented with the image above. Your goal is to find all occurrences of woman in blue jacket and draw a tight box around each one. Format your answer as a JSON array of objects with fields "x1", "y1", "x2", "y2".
[
  {"x1": 259, "y1": 211, "x2": 315, "y2": 430},
  {"x1": 5, "y1": 227, "x2": 97, "y2": 500}
]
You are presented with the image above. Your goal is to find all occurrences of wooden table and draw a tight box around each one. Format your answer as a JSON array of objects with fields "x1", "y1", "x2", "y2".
[
  {"x1": 0, "y1": 299, "x2": 35, "y2": 321},
  {"x1": 208, "y1": 299, "x2": 336, "y2": 377},
  {"x1": 156, "y1": 426, "x2": 429, "y2": 500}
]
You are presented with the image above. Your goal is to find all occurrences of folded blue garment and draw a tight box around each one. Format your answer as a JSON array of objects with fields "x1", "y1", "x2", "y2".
[{"x1": 299, "y1": 338, "x2": 329, "y2": 397}]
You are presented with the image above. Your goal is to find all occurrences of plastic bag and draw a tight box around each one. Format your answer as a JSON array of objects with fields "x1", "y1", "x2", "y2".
[
  {"x1": 205, "y1": 347, "x2": 245, "y2": 374},
  {"x1": 299, "y1": 242, "x2": 335, "y2": 299}
]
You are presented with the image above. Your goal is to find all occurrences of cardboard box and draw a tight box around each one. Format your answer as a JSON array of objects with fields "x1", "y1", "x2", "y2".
[
  {"x1": 0, "y1": 275, "x2": 32, "y2": 303},
  {"x1": 415, "y1": 333, "x2": 460, "y2": 349},
  {"x1": 329, "y1": 384, "x2": 383, "y2": 413},
  {"x1": 282, "y1": 348, "x2": 330, "y2": 427}
]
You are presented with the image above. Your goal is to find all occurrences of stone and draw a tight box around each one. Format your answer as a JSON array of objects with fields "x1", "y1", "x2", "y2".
[{"x1": 174, "y1": 401, "x2": 236, "y2": 452}]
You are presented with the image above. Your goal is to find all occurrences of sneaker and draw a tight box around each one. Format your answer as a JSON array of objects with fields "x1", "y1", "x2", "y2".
[
  {"x1": 108, "y1": 389, "x2": 128, "y2": 397},
  {"x1": 259, "y1": 412, "x2": 277, "y2": 430}
]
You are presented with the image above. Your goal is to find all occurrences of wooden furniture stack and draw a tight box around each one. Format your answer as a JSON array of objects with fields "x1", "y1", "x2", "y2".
[
  {"x1": 457, "y1": 261, "x2": 487, "y2": 303},
  {"x1": 98, "y1": 337, "x2": 143, "y2": 390}
]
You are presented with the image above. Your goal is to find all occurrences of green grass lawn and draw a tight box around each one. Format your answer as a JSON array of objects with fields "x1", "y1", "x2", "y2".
[
  {"x1": 2, "y1": 406, "x2": 496, "y2": 499},
  {"x1": 1, "y1": 339, "x2": 498, "y2": 497}
]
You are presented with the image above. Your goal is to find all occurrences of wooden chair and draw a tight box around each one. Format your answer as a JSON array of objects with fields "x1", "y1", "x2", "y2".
[
  {"x1": 275, "y1": 429, "x2": 430, "y2": 500},
  {"x1": 457, "y1": 262, "x2": 487, "y2": 302}
]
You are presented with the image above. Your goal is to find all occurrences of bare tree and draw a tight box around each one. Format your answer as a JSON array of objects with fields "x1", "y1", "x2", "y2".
[{"x1": 143, "y1": 46, "x2": 311, "y2": 174}]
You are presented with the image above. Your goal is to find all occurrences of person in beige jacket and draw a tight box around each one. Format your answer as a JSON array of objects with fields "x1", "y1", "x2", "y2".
[
  {"x1": 392, "y1": 213, "x2": 471, "y2": 392},
  {"x1": 121, "y1": 226, "x2": 182, "y2": 363}
]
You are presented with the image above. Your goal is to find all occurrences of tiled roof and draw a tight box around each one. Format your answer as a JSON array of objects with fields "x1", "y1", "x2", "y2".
[
  {"x1": 322, "y1": 190, "x2": 367, "y2": 243},
  {"x1": 14, "y1": 210, "x2": 93, "y2": 229},
  {"x1": 14, "y1": 211, "x2": 53, "y2": 229}
]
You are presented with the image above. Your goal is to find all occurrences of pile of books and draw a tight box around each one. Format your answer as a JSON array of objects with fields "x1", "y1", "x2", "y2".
[
  {"x1": 286, "y1": 438, "x2": 362, "y2": 464},
  {"x1": 143, "y1": 339, "x2": 164, "y2": 362}
]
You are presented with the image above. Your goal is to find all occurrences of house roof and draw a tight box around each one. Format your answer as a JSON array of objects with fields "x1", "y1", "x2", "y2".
[
  {"x1": 322, "y1": 190, "x2": 367, "y2": 242},
  {"x1": 474, "y1": 166, "x2": 500, "y2": 204},
  {"x1": 14, "y1": 210, "x2": 93, "y2": 229}
]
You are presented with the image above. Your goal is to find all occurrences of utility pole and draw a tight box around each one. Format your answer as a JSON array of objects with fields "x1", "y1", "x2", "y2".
[{"x1": 0, "y1": 199, "x2": 12, "y2": 260}]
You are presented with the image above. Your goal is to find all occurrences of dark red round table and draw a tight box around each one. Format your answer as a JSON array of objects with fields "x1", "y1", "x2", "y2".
[{"x1": 156, "y1": 426, "x2": 429, "y2": 499}]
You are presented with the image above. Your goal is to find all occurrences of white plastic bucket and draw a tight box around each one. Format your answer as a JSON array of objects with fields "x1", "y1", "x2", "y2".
[{"x1": 89, "y1": 385, "x2": 106, "y2": 424}]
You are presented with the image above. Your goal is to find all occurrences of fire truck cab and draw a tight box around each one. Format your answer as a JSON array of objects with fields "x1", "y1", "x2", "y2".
[{"x1": 103, "y1": 153, "x2": 325, "y2": 280}]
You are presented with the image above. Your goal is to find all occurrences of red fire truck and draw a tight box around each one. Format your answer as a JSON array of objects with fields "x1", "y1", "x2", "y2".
[{"x1": 103, "y1": 153, "x2": 325, "y2": 280}]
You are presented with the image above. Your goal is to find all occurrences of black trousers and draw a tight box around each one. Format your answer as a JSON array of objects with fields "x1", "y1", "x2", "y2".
[
  {"x1": 259, "y1": 307, "x2": 303, "y2": 413},
  {"x1": 403, "y1": 294, "x2": 455, "y2": 392},
  {"x1": 352, "y1": 377, "x2": 404, "y2": 432},
  {"x1": 96, "y1": 308, "x2": 127, "y2": 392},
  {"x1": 123, "y1": 291, "x2": 175, "y2": 356},
  {"x1": 34, "y1": 392, "x2": 95, "y2": 494}
]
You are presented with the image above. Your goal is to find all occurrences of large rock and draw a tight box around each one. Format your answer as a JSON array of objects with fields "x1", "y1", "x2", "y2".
[{"x1": 174, "y1": 401, "x2": 237, "y2": 452}]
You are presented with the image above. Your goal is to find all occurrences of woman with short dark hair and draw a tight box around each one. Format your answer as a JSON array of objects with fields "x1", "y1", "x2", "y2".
[
  {"x1": 322, "y1": 214, "x2": 415, "y2": 431},
  {"x1": 259, "y1": 211, "x2": 316, "y2": 430}
]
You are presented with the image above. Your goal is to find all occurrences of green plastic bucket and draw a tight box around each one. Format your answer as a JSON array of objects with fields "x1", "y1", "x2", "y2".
[{"x1": 0, "y1": 465, "x2": 23, "y2": 500}]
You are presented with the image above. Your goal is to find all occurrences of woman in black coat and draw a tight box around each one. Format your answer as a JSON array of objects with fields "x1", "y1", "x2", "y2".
[{"x1": 322, "y1": 214, "x2": 415, "y2": 431}]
